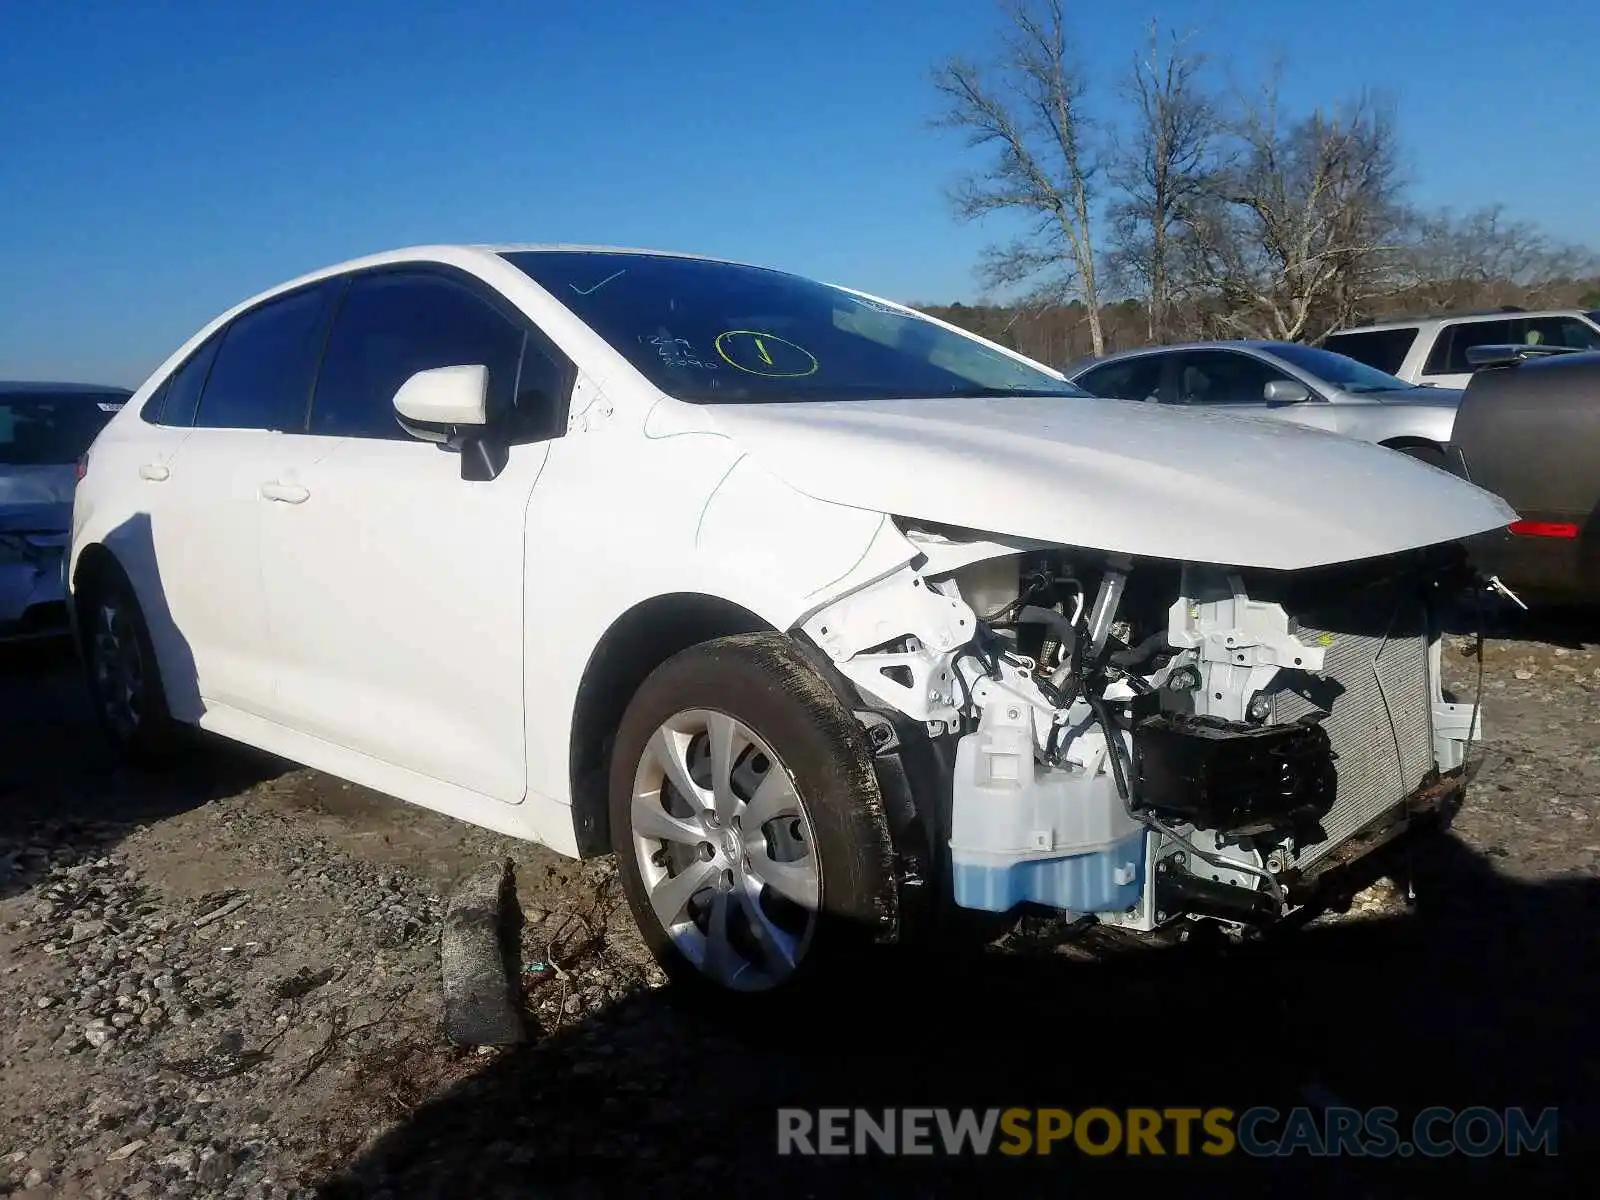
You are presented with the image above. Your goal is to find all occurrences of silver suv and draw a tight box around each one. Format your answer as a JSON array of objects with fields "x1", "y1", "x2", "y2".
[{"x1": 1323, "y1": 308, "x2": 1600, "y2": 388}]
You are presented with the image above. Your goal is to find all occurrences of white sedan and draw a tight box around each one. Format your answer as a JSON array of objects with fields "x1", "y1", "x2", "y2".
[{"x1": 67, "y1": 243, "x2": 1515, "y2": 1005}]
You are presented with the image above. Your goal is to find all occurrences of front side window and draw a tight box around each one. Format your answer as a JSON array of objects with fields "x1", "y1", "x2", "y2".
[
  {"x1": 309, "y1": 272, "x2": 537, "y2": 440},
  {"x1": 1169, "y1": 351, "x2": 1290, "y2": 405},
  {"x1": 0, "y1": 392, "x2": 126, "y2": 465},
  {"x1": 1437, "y1": 317, "x2": 1600, "y2": 375},
  {"x1": 195, "y1": 285, "x2": 337, "y2": 431},
  {"x1": 500, "y1": 250, "x2": 1087, "y2": 404},
  {"x1": 1515, "y1": 316, "x2": 1600, "y2": 351}
]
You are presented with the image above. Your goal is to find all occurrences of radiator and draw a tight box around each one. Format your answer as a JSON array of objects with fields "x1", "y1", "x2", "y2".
[{"x1": 1269, "y1": 583, "x2": 1434, "y2": 869}]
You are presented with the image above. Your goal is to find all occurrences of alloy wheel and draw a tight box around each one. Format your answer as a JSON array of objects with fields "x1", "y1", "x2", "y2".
[{"x1": 629, "y1": 708, "x2": 820, "y2": 991}]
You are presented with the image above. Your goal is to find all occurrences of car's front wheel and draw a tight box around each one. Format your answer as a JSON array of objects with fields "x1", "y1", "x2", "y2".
[
  {"x1": 609, "y1": 633, "x2": 899, "y2": 1008},
  {"x1": 1393, "y1": 441, "x2": 1448, "y2": 470}
]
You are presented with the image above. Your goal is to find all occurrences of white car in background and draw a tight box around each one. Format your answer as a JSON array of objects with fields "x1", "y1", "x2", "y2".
[
  {"x1": 68, "y1": 243, "x2": 1515, "y2": 1005},
  {"x1": 1322, "y1": 307, "x2": 1600, "y2": 388}
]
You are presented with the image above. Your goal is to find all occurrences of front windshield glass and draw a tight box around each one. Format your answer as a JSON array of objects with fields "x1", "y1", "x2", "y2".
[
  {"x1": 0, "y1": 393, "x2": 124, "y2": 466},
  {"x1": 501, "y1": 251, "x2": 1089, "y2": 404},
  {"x1": 1268, "y1": 343, "x2": 1415, "y2": 393}
]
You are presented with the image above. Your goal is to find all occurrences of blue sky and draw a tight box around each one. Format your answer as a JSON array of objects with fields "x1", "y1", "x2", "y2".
[{"x1": 3, "y1": 0, "x2": 1597, "y2": 386}]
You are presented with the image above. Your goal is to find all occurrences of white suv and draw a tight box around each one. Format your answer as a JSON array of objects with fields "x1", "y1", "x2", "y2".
[
  {"x1": 67, "y1": 243, "x2": 1513, "y2": 1004},
  {"x1": 1322, "y1": 308, "x2": 1600, "y2": 388}
]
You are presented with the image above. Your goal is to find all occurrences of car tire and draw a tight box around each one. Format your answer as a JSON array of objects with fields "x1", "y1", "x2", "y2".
[
  {"x1": 79, "y1": 566, "x2": 183, "y2": 768},
  {"x1": 609, "y1": 632, "x2": 899, "y2": 1013},
  {"x1": 1395, "y1": 442, "x2": 1448, "y2": 470}
]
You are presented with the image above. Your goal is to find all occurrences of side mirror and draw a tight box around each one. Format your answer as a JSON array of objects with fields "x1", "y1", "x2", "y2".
[
  {"x1": 393, "y1": 364, "x2": 489, "y2": 427},
  {"x1": 392, "y1": 364, "x2": 509, "y2": 482},
  {"x1": 1263, "y1": 379, "x2": 1311, "y2": 404}
]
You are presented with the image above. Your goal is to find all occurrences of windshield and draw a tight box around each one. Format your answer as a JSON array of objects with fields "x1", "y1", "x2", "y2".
[
  {"x1": 0, "y1": 392, "x2": 124, "y2": 466},
  {"x1": 1267, "y1": 343, "x2": 1415, "y2": 393},
  {"x1": 501, "y1": 251, "x2": 1088, "y2": 404}
]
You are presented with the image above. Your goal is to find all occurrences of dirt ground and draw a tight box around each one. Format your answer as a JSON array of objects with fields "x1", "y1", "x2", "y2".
[{"x1": 1, "y1": 612, "x2": 1596, "y2": 1198}]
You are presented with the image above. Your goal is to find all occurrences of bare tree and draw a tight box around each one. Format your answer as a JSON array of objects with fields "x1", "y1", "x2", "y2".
[
  {"x1": 1107, "y1": 23, "x2": 1217, "y2": 342},
  {"x1": 932, "y1": 0, "x2": 1107, "y2": 355},
  {"x1": 1392, "y1": 203, "x2": 1600, "y2": 313},
  {"x1": 1177, "y1": 78, "x2": 1406, "y2": 341}
]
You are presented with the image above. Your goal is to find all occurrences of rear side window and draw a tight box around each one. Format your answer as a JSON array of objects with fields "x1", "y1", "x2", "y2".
[
  {"x1": 143, "y1": 333, "x2": 223, "y2": 427},
  {"x1": 1426, "y1": 321, "x2": 1511, "y2": 375},
  {"x1": 309, "y1": 272, "x2": 552, "y2": 441},
  {"x1": 194, "y1": 285, "x2": 337, "y2": 431},
  {"x1": 1321, "y1": 328, "x2": 1416, "y2": 375},
  {"x1": 1076, "y1": 356, "x2": 1164, "y2": 402}
]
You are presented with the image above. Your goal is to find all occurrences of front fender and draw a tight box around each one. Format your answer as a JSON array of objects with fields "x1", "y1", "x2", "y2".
[
  {"x1": 520, "y1": 441, "x2": 924, "y2": 809},
  {"x1": 1362, "y1": 407, "x2": 1458, "y2": 446}
]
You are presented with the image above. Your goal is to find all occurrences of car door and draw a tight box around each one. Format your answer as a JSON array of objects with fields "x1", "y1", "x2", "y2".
[
  {"x1": 151, "y1": 281, "x2": 339, "y2": 715},
  {"x1": 1166, "y1": 349, "x2": 1341, "y2": 434},
  {"x1": 255, "y1": 267, "x2": 572, "y2": 803}
]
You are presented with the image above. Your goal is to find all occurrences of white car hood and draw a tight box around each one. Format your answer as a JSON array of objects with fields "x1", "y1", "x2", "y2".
[{"x1": 701, "y1": 394, "x2": 1517, "y2": 571}]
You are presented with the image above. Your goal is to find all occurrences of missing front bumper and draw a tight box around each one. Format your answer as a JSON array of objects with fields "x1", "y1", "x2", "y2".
[
  {"x1": 1277, "y1": 767, "x2": 1467, "y2": 905},
  {"x1": 1150, "y1": 769, "x2": 1468, "y2": 927}
]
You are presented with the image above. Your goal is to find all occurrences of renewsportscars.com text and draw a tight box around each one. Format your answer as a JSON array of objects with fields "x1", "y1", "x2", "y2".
[{"x1": 776, "y1": 1106, "x2": 1559, "y2": 1158}]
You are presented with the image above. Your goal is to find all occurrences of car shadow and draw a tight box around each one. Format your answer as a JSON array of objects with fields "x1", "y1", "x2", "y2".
[
  {"x1": 309, "y1": 834, "x2": 1593, "y2": 1198},
  {"x1": 0, "y1": 512, "x2": 290, "y2": 902},
  {"x1": 1441, "y1": 590, "x2": 1600, "y2": 650}
]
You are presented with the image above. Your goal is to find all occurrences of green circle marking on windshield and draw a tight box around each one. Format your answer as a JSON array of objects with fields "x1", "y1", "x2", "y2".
[{"x1": 714, "y1": 331, "x2": 818, "y2": 378}]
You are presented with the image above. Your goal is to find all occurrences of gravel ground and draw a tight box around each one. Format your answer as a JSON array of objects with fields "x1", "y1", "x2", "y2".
[{"x1": 2, "y1": 613, "x2": 1597, "y2": 1198}]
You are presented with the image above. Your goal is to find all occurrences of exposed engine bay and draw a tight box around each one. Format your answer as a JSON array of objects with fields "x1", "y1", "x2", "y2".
[{"x1": 800, "y1": 520, "x2": 1488, "y2": 937}]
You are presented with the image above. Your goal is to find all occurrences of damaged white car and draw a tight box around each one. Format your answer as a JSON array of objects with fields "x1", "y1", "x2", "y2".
[{"x1": 67, "y1": 245, "x2": 1517, "y2": 1002}]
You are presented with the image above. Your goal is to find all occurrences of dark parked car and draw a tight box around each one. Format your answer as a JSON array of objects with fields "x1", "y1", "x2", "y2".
[
  {"x1": 1, "y1": 381, "x2": 130, "y2": 641},
  {"x1": 1445, "y1": 347, "x2": 1600, "y2": 604}
]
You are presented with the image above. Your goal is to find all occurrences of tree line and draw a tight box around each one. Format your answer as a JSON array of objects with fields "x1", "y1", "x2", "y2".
[{"x1": 918, "y1": 0, "x2": 1600, "y2": 366}]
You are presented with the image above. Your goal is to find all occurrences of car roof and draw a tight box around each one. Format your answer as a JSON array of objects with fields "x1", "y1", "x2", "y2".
[
  {"x1": 1330, "y1": 310, "x2": 1596, "y2": 334},
  {"x1": 476, "y1": 242, "x2": 763, "y2": 265},
  {"x1": 168, "y1": 242, "x2": 883, "y2": 363},
  {"x1": 1068, "y1": 339, "x2": 1303, "y2": 368},
  {"x1": 0, "y1": 380, "x2": 132, "y2": 396},
  {"x1": 270, "y1": 243, "x2": 781, "y2": 295}
]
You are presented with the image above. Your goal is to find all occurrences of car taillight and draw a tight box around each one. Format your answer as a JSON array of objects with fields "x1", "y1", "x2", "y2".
[
  {"x1": 75, "y1": 453, "x2": 88, "y2": 481},
  {"x1": 1509, "y1": 520, "x2": 1579, "y2": 539}
]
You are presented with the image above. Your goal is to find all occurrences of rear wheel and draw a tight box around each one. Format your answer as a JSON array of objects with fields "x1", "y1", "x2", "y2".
[
  {"x1": 79, "y1": 568, "x2": 183, "y2": 767},
  {"x1": 609, "y1": 633, "x2": 899, "y2": 1010}
]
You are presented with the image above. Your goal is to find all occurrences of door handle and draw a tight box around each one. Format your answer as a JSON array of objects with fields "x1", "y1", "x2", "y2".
[
  {"x1": 138, "y1": 464, "x2": 170, "y2": 482},
  {"x1": 260, "y1": 482, "x2": 310, "y2": 504}
]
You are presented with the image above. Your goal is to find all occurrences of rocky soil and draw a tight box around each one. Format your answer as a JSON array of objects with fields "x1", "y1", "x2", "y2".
[{"x1": 2, "y1": 612, "x2": 1597, "y2": 1198}]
